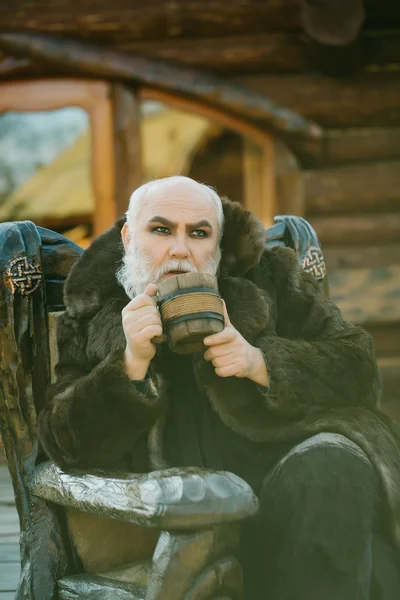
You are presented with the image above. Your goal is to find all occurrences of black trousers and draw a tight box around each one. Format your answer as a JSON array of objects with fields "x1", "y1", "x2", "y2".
[{"x1": 239, "y1": 433, "x2": 400, "y2": 600}]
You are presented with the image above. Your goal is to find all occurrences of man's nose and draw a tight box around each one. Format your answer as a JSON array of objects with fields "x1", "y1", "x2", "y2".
[{"x1": 170, "y1": 236, "x2": 190, "y2": 259}]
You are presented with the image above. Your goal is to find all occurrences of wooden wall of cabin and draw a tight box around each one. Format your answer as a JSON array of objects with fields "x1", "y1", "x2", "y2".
[{"x1": 225, "y1": 74, "x2": 400, "y2": 419}]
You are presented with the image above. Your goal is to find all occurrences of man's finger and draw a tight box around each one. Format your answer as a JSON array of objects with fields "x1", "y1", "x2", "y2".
[
  {"x1": 145, "y1": 283, "x2": 158, "y2": 297},
  {"x1": 136, "y1": 324, "x2": 163, "y2": 343},
  {"x1": 123, "y1": 305, "x2": 158, "y2": 321},
  {"x1": 211, "y1": 354, "x2": 236, "y2": 369},
  {"x1": 124, "y1": 293, "x2": 157, "y2": 312},
  {"x1": 215, "y1": 364, "x2": 238, "y2": 378},
  {"x1": 203, "y1": 326, "x2": 236, "y2": 346},
  {"x1": 204, "y1": 346, "x2": 235, "y2": 361},
  {"x1": 131, "y1": 313, "x2": 162, "y2": 333}
]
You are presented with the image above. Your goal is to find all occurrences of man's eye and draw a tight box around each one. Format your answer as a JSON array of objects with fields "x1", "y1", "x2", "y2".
[
  {"x1": 152, "y1": 226, "x2": 169, "y2": 234},
  {"x1": 191, "y1": 230, "x2": 208, "y2": 238}
]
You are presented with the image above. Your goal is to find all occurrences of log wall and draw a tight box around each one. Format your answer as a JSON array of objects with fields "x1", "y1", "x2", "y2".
[{"x1": 229, "y1": 69, "x2": 400, "y2": 416}]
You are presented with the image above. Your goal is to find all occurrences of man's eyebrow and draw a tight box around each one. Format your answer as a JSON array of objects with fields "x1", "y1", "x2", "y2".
[
  {"x1": 188, "y1": 219, "x2": 213, "y2": 229},
  {"x1": 148, "y1": 216, "x2": 174, "y2": 227},
  {"x1": 147, "y1": 216, "x2": 213, "y2": 230}
]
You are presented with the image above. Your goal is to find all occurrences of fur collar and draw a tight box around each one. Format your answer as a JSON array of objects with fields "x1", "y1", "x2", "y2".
[{"x1": 64, "y1": 198, "x2": 266, "y2": 318}]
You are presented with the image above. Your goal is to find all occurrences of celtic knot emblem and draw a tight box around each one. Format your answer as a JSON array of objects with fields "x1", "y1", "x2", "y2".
[
  {"x1": 5, "y1": 255, "x2": 42, "y2": 296},
  {"x1": 302, "y1": 246, "x2": 326, "y2": 281}
]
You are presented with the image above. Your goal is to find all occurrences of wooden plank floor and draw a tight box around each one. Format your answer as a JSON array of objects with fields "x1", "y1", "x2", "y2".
[{"x1": 0, "y1": 465, "x2": 20, "y2": 599}]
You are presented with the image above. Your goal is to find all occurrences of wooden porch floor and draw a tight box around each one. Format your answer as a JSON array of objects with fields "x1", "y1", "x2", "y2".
[{"x1": 0, "y1": 465, "x2": 20, "y2": 599}]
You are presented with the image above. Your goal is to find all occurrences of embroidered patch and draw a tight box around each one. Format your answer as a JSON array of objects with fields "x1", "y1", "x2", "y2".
[
  {"x1": 5, "y1": 255, "x2": 42, "y2": 296},
  {"x1": 301, "y1": 246, "x2": 326, "y2": 281}
]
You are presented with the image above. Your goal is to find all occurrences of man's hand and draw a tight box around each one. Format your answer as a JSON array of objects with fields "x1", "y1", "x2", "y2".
[
  {"x1": 122, "y1": 283, "x2": 163, "y2": 380},
  {"x1": 203, "y1": 302, "x2": 269, "y2": 387}
]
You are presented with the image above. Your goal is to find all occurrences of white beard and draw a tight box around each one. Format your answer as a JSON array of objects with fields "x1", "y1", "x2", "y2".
[{"x1": 116, "y1": 238, "x2": 221, "y2": 299}]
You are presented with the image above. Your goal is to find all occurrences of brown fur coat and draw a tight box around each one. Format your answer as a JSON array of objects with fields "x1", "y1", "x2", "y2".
[{"x1": 38, "y1": 199, "x2": 400, "y2": 563}]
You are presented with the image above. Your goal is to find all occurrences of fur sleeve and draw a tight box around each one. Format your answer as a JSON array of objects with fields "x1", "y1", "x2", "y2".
[
  {"x1": 193, "y1": 247, "x2": 381, "y2": 439},
  {"x1": 257, "y1": 246, "x2": 382, "y2": 417},
  {"x1": 37, "y1": 312, "x2": 167, "y2": 469}
]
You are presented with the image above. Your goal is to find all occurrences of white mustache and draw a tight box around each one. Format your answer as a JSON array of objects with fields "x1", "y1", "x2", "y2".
[{"x1": 156, "y1": 260, "x2": 197, "y2": 279}]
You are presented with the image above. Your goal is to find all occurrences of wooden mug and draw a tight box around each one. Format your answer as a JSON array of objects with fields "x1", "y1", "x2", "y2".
[{"x1": 156, "y1": 272, "x2": 224, "y2": 354}]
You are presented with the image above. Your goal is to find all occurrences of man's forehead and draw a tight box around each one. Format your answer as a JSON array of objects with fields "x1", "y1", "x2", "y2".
[{"x1": 138, "y1": 183, "x2": 218, "y2": 221}]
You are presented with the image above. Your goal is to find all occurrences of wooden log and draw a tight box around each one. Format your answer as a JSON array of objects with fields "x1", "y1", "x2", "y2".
[
  {"x1": 111, "y1": 84, "x2": 143, "y2": 217},
  {"x1": 329, "y1": 264, "x2": 400, "y2": 326},
  {"x1": 304, "y1": 161, "x2": 400, "y2": 214},
  {"x1": 118, "y1": 33, "x2": 306, "y2": 74},
  {"x1": 2, "y1": 30, "x2": 400, "y2": 79},
  {"x1": 1, "y1": 0, "x2": 400, "y2": 49},
  {"x1": 3, "y1": 29, "x2": 400, "y2": 80},
  {"x1": 0, "y1": 1, "x2": 301, "y2": 41},
  {"x1": 324, "y1": 243, "x2": 400, "y2": 270},
  {"x1": 0, "y1": 33, "x2": 321, "y2": 139},
  {"x1": 309, "y1": 213, "x2": 400, "y2": 245},
  {"x1": 295, "y1": 127, "x2": 400, "y2": 168},
  {"x1": 235, "y1": 72, "x2": 400, "y2": 128},
  {"x1": 85, "y1": 29, "x2": 400, "y2": 74}
]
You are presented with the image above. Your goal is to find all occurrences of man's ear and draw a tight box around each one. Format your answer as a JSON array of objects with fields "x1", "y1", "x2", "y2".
[{"x1": 121, "y1": 222, "x2": 130, "y2": 251}]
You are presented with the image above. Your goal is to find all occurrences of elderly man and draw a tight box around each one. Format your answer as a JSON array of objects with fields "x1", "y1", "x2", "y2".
[{"x1": 38, "y1": 176, "x2": 400, "y2": 599}]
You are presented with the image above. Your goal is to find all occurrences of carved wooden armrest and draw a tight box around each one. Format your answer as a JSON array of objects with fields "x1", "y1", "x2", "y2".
[{"x1": 30, "y1": 461, "x2": 259, "y2": 529}]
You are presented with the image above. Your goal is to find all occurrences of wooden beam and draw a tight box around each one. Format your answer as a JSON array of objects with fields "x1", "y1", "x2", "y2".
[
  {"x1": 235, "y1": 72, "x2": 400, "y2": 128},
  {"x1": 111, "y1": 84, "x2": 143, "y2": 218},
  {"x1": 304, "y1": 161, "x2": 400, "y2": 214},
  {"x1": 0, "y1": 33, "x2": 321, "y2": 139},
  {"x1": 0, "y1": 1, "x2": 302, "y2": 40},
  {"x1": 309, "y1": 213, "x2": 400, "y2": 245},
  {"x1": 3, "y1": 29, "x2": 400, "y2": 79}
]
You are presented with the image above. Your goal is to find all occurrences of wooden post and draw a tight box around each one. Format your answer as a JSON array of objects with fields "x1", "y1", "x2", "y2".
[
  {"x1": 274, "y1": 139, "x2": 304, "y2": 216},
  {"x1": 243, "y1": 138, "x2": 277, "y2": 228},
  {"x1": 111, "y1": 84, "x2": 143, "y2": 218}
]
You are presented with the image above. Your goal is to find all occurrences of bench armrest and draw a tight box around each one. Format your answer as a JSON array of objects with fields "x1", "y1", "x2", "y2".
[{"x1": 31, "y1": 461, "x2": 259, "y2": 529}]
